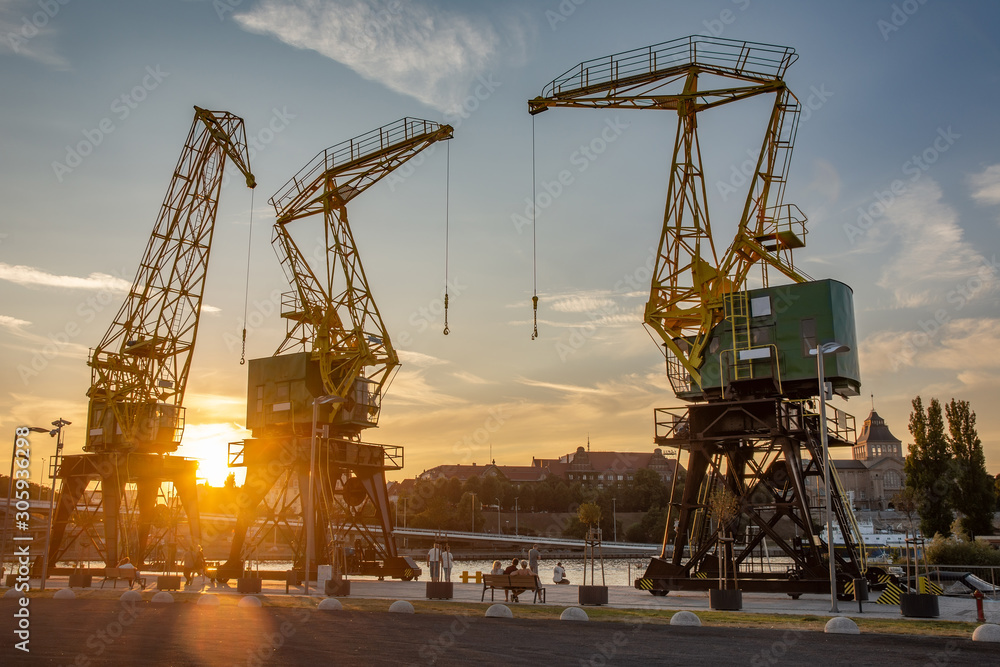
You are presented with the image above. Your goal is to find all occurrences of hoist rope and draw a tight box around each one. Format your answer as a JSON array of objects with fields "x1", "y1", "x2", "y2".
[
  {"x1": 443, "y1": 140, "x2": 451, "y2": 336},
  {"x1": 531, "y1": 115, "x2": 539, "y2": 340},
  {"x1": 240, "y1": 189, "x2": 255, "y2": 365}
]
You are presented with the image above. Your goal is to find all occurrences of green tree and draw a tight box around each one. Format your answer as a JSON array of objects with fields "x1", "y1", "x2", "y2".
[
  {"x1": 945, "y1": 399, "x2": 996, "y2": 536},
  {"x1": 904, "y1": 397, "x2": 954, "y2": 537}
]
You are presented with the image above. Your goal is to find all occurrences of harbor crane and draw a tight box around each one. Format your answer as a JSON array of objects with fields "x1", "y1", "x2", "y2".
[
  {"x1": 529, "y1": 36, "x2": 880, "y2": 601},
  {"x1": 47, "y1": 107, "x2": 255, "y2": 568},
  {"x1": 220, "y1": 118, "x2": 453, "y2": 583}
]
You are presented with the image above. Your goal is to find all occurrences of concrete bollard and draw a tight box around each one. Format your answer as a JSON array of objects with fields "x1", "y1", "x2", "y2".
[
  {"x1": 824, "y1": 616, "x2": 860, "y2": 635},
  {"x1": 197, "y1": 595, "x2": 220, "y2": 606},
  {"x1": 120, "y1": 590, "x2": 142, "y2": 603},
  {"x1": 389, "y1": 600, "x2": 415, "y2": 614},
  {"x1": 54, "y1": 588, "x2": 76, "y2": 600},
  {"x1": 238, "y1": 596, "x2": 263, "y2": 608},
  {"x1": 318, "y1": 598, "x2": 343, "y2": 611},
  {"x1": 560, "y1": 607, "x2": 588, "y2": 621},
  {"x1": 669, "y1": 611, "x2": 702, "y2": 627},
  {"x1": 972, "y1": 624, "x2": 1000, "y2": 643},
  {"x1": 485, "y1": 604, "x2": 513, "y2": 618},
  {"x1": 151, "y1": 592, "x2": 174, "y2": 604}
]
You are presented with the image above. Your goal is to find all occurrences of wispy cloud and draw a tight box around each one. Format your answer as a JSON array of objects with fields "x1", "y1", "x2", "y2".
[
  {"x1": 0, "y1": 314, "x2": 31, "y2": 333},
  {"x1": 0, "y1": 263, "x2": 131, "y2": 292},
  {"x1": 861, "y1": 318, "x2": 1000, "y2": 375},
  {"x1": 866, "y1": 181, "x2": 994, "y2": 307},
  {"x1": 0, "y1": 0, "x2": 70, "y2": 69},
  {"x1": 970, "y1": 164, "x2": 1000, "y2": 206},
  {"x1": 517, "y1": 377, "x2": 605, "y2": 395},
  {"x1": 234, "y1": 0, "x2": 520, "y2": 113}
]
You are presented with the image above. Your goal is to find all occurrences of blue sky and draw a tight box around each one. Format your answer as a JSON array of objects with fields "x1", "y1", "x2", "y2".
[{"x1": 1, "y1": 0, "x2": 998, "y2": 485}]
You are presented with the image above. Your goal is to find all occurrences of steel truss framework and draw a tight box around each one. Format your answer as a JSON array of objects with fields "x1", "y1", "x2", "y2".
[
  {"x1": 637, "y1": 397, "x2": 885, "y2": 597},
  {"x1": 222, "y1": 118, "x2": 451, "y2": 581},
  {"x1": 48, "y1": 107, "x2": 254, "y2": 568},
  {"x1": 529, "y1": 35, "x2": 810, "y2": 390}
]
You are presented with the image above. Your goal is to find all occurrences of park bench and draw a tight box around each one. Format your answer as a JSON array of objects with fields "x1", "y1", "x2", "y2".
[
  {"x1": 481, "y1": 574, "x2": 546, "y2": 603},
  {"x1": 100, "y1": 567, "x2": 146, "y2": 590}
]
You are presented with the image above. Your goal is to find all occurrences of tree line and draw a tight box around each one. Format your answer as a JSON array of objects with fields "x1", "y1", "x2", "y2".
[
  {"x1": 902, "y1": 396, "x2": 997, "y2": 539},
  {"x1": 396, "y1": 467, "x2": 684, "y2": 543}
]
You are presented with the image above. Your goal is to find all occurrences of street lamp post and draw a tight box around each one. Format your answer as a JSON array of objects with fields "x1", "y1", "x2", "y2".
[
  {"x1": 613, "y1": 497, "x2": 617, "y2": 542},
  {"x1": 514, "y1": 497, "x2": 519, "y2": 536},
  {"x1": 41, "y1": 418, "x2": 70, "y2": 591},
  {"x1": 2, "y1": 426, "x2": 50, "y2": 577},
  {"x1": 470, "y1": 492, "x2": 476, "y2": 533},
  {"x1": 495, "y1": 497, "x2": 501, "y2": 535},
  {"x1": 306, "y1": 395, "x2": 340, "y2": 595},
  {"x1": 810, "y1": 341, "x2": 850, "y2": 614}
]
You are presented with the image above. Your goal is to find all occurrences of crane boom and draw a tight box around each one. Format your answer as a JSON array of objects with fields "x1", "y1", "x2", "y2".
[
  {"x1": 85, "y1": 106, "x2": 255, "y2": 453},
  {"x1": 269, "y1": 117, "x2": 453, "y2": 420},
  {"x1": 529, "y1": 36, "x2": 809, "y2": 393}
]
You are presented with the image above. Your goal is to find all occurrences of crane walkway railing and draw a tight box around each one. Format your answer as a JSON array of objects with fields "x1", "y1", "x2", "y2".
[
  {"x1": 269, "y1": 117, "x2": 448, "y2": 215},
  {"x1": 540, "y1": 35, "x2": 797, "y2": 99}
]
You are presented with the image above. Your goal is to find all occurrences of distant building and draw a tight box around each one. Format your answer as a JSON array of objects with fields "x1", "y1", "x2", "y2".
[
  {"x1": 412, "y1": 445, "x2": 683, "y2": 491},
  {"x1": 807, "y1": 409, "x2": 907, "y2": 511},
  {"x1": 535, "y1": 446, "x2": 680, "y2": 489}
]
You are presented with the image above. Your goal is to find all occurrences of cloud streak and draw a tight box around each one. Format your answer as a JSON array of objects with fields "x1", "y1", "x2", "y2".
[
  {"x1": 0, "y1": 262, "x2": 131, "y2": 292},
  {"x1": 235, "y1": 0, "x2": 515, "y2": 113},
  {"x1": 868, "y1": 181, "x2": 994, "y2": 307}
]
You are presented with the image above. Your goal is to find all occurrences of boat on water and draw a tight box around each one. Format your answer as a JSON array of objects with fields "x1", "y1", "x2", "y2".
[{"x1": 824, "y1": 519, "x2": 916, "y2": 561}]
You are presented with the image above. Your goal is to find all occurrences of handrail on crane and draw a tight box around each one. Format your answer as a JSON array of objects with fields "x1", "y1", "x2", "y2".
[{"x1": 270, "y1": 117, "x2": 453, "y2": 216}]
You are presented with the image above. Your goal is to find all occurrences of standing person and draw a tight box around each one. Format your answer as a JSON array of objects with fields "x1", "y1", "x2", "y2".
[
  {"x1": 195, "y1": 545, "x2": 207, "y2": 581},
  {"x1": 427, "y1": 542, "x2": 442, "y2": 582},
  {"x1": 441, "y1": 545, "x2": 454, "y2": 582},
  {"x1": 183, "y1": 547, "x2": 196, "y2": 586},
  {"x1": 528, "y1": 544, "x2": 541, "y2": 575},
  {"x1": 553, "y1": 561, "x2": 570, "y2": 584}
]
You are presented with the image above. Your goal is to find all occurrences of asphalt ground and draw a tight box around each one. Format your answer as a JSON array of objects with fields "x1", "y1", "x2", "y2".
[{"x1": 1, "y1": 599, "x2": 994, "y2": 667}]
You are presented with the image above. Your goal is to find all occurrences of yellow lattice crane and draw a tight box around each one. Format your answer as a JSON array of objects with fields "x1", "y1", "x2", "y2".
[
  {"x1": 222, "y1": 118, "x2": 453, "y2": 582},
  {"x1": 85, "y1": 106, "x2": 255, "y2": 453},
  {"x1": 529, "y1": 36, "x2": 809, "y2": 395},
  {"x1": 530, "y1": 36, "x2": 874, "y2": 603},
  {"x1": 48, "y1": 107, "x2": 255, "y2": 568}
]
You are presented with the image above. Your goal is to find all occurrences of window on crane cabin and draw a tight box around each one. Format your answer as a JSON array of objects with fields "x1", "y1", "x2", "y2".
[{"x1": 800, "y1": 318, "x2": 817, "y2": 357}]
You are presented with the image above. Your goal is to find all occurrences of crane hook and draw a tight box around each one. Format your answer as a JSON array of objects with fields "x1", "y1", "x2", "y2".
[
  {"x1": 531, "y1": 295, "x2": 539, "y2": 340},
  {"x1": 240, "y1": 328, "x2": 247, "y2": 365},
  {"x1": 443, "y1": 292, "x2": 450, "y2": 335}
]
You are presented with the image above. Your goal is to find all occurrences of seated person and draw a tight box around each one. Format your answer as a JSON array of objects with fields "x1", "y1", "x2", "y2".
[
  {"x1": 490, "y1": 560, "x2": 504, "y2": 576},
  {"x1": 553, "y1": 561, "x2": 570, "y2": 584},
  {"x1": 116, "y1": 557, "x2": 140, "y2": 589},
  {"x1": 502, "y1": 557, "x2": 520, "y2": 575},
  {"x1": 511, "y1": 560, "x2": 533, "y2": 601}
]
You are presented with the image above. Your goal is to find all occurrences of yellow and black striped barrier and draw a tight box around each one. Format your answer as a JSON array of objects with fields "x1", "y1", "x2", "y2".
[
  {"x1": 874, "y1": 581, "x2": 905, "y2": 605},
  {"x1": 918, "y1": 576, "x2": 943, "y2": 595},
  {"x1": 636, "y1": 578, "x2": 654, "y2": 591}
]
